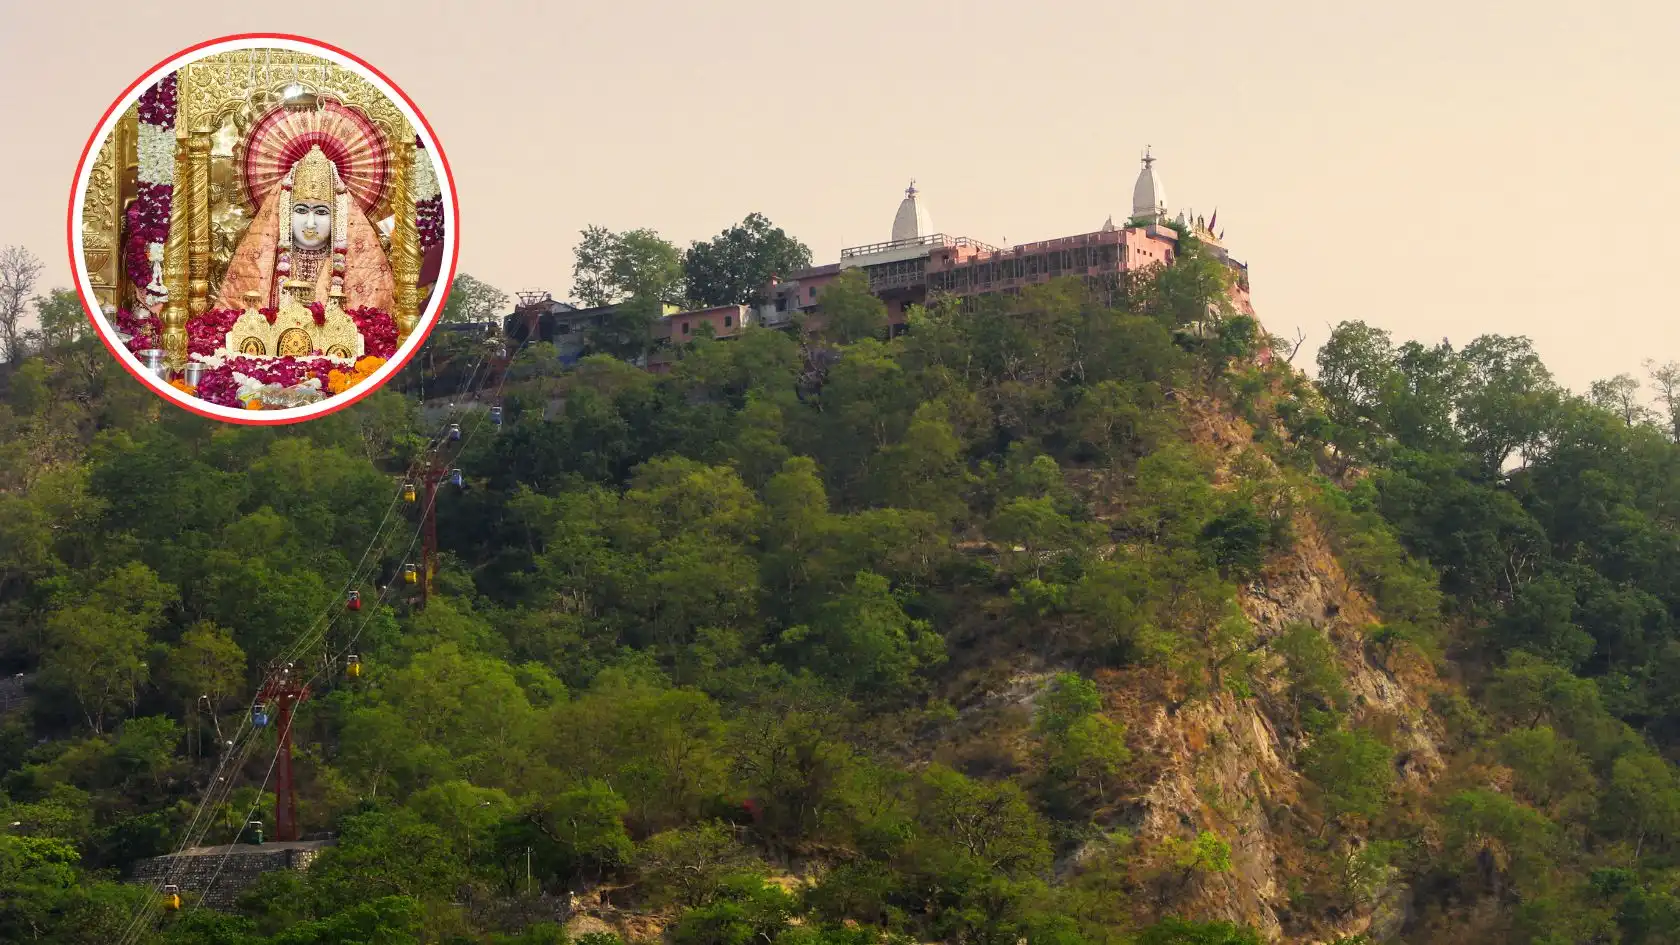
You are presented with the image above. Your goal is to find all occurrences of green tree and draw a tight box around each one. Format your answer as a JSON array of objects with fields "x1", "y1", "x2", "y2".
[
  {"x1": 1158, "y1": 831, "x2": 1233, "y2": 877},
  {"x1": 39, "y1": 563, "x2": 176, "y2": 733},
  {"x1": 572, "y1": 225, "x2": 685, "y2": 306},
  {"x1": 1315, "y1": 321, "x2": 1398, "y2": 469},
  {"x1": 1136, "y1": 917, "x2": 1262, "y2": 945},
  {"x1": 437, "y1": 273, "x2": 510, "y2": 324},
  {"x1": 1301, "y1": 729, "x2": 1394, "y2": 824},
  {"x1": 29, "y1": 288, "x2": 87, "y2": 352},
  {"x1": 683, "y1": 213, "x2": 812, "y2": 307},
  {"x1": 815, "y1": 270, "x2": 887, "y2": 344},
  {"x1": 1454, "y1": 334, "x2": 1561, "y2": 475},
  {"x1": 780, "y1": 571, "x2": 944, "y2": 698},
  {"x1": 636, "y1": 820, "x2": 758, "y2": 908},
  {"x1": 162, "y1": 621, "x2": 246, "y2": 718},
  {"x1": 1274, "y1": 622, "x2": 1347, "y2": 733}
]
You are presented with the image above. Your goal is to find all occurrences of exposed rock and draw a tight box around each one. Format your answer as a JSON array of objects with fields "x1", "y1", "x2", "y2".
[{"x1": 1089, "y1": 395, "x2": 1447, "y2": 942}]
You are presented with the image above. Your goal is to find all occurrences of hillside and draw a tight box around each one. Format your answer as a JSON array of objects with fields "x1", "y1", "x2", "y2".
[{"x1": 4, "y1": 242, "x2": 1680, "y2": 945}]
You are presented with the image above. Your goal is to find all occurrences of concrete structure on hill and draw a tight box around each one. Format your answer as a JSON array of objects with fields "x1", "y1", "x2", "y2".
[
  {"x1": 129, "y1": 840, "x2": 334, "y2": 910},
  {"x1": 0, "y1": 673, "x2": 28, "y2": 716}
]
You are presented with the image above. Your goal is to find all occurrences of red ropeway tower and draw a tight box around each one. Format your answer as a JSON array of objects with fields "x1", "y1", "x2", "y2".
[{"x1": 255, "y1": 663, "x2": 310, "y2": 842}]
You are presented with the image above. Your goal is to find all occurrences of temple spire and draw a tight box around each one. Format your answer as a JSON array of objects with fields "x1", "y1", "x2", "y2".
[
  {"x1": 1131, "y1": 147, "x2": 1168, "y2": 223},
  {"x1": 891, "y1": 178, "x2": 933, "y2": 241}
]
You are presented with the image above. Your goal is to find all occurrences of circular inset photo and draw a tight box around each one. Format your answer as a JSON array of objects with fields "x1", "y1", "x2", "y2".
[{"x1": 70, "y1": 34, "x2": 457, "y2": 423}]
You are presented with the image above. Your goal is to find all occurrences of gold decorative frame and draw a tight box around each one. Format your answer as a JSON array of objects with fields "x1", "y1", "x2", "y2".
[{"x1": 225, "y1": 294, "x2": 365, "y2": 361}]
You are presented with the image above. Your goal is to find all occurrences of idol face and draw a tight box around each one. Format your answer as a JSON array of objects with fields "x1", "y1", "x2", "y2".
[{"x1": 291, "y1": 201, "x2": 332, "y2": 250}]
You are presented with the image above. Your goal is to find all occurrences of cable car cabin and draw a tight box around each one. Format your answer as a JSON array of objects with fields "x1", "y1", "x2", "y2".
[
  {"x1": 401, "y1": 481, "x2": 417, "y2": 503},
  {"x1": 162, "y1": 884, "x2": 181, "y2": 912},
  {"x1": 448, "y1": 423, "x2": 461, "y2": 441},
  {"x1": 251, "y1": 702, "x2": 270, "y2": 728},
  {"x1": 449, "y1": 468, "x2": 464, "y2": 488},
  {"x1": 246, "y1": 820, "x2": 265, "y2": 845},
  {"x1": 490, "y1": 406, "x2": 503, "y2": 426},
  {"x1": 346, "y1": 589, "x2": 361, "y2": 611},
  {"x1": 402, "y1": 564, "x2": 419, "y2": 585},
  {"x1": 346, "y1": 654, "x2": 361, "y2": 679}
]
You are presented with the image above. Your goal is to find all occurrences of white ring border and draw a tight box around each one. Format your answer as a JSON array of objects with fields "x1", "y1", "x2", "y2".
[{"x1": 71, "y1": 35, "x2": 456, "y2": 423}]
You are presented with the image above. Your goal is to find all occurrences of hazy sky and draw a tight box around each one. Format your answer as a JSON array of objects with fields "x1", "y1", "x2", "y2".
[{"x1": 5, "y1": 1, "x2": 1677, "y2": 393}]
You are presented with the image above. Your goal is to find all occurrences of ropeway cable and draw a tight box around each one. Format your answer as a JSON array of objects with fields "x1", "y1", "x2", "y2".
[
  {"x1": 128, "y1": 333, "x2": 533, "y2": 936},
  {"x1": 113, "y1": 344, "x2": 504, "y2": 943}
]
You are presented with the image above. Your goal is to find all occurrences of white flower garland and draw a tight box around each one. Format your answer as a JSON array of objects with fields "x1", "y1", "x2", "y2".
[
  {"x1": 412, "y1": 149, "x2": 440, "y2": 203},
  {"x1": 194, "y1": 347, "x2": 355, "y2": 371},
  {"x1": 137, "y1": 98, "x2": 176, "y2": 301},
  {"x1": 137, "y1": 121, "x2": 175, "y2": 187}
]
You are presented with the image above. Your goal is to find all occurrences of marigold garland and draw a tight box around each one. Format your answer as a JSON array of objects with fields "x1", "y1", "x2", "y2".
[{"x1": 326, "y1": 355, "x2": 388, "y2": 395}]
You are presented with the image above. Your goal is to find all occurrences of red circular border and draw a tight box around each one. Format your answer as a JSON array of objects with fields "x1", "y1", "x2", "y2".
[{"x1": 67, "y1": 33, "x2": 460, "y2": 426}]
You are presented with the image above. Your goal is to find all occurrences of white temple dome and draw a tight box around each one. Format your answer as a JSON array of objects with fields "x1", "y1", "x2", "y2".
[
  {"x1": 891, "y1": 180, "x2": 932, "y2": 241},
  {"x1": 1131, "y1": 149, "x2": 1167, "y2": 222}
]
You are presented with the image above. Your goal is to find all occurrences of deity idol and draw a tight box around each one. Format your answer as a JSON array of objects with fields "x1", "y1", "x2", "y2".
[{"x1": 216, "y1": 144, "x2": 395, "y2": 315}]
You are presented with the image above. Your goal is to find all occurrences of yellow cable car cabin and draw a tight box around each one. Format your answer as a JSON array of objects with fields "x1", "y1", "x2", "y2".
[
  {"x1": 162, "y1": 884, "x2": 181, "y2": 911},
  {"x1": 346, "y1": 654, "x2": 361, "y2": 679},
  {"x1": 401, "y1": 481, "x2": 417, "y2": 503},
  {"x1": 402, "y1": 564, "x2": 419, "y2": 585}
]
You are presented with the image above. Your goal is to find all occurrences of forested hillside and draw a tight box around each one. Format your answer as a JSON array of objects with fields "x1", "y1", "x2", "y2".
[{"x1": 4, "y1": 236, "x2": 1680, "y2": 945}]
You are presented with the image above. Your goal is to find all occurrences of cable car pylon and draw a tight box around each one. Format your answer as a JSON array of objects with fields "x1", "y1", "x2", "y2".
[{"x1": 253, "y1": 661, "x2": 310, "y2": 843}]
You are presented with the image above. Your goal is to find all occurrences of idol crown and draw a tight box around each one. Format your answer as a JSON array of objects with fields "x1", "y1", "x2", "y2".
[{"x1": 291, "y1": 146, "x2": 338, "y2": 204}]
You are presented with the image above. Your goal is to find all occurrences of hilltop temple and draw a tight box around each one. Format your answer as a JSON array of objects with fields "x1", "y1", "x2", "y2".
[
  {"x1": 756, "y1": 149, "x2": 1253, "y2": 336},
  {"x1": 470, "y1": 149, "x2": 1255, "y2": 375}
]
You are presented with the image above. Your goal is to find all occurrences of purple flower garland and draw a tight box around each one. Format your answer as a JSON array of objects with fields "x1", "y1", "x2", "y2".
[{"x1": 126, "y1": 72, "x2": 178, "y2": 291}]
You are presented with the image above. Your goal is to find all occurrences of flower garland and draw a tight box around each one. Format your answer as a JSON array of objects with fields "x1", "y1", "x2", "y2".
[
  {"x1": 327, "y1": 356, "x2": 388, "y2": 394},
  {"x1": 186, "y1": 308, "x2": 243, "y2": 357},
  {"x1": 191, "y1": 354, "x2": 336, "y2": 409},
  {"x1": 113, "y1": 308, "x2": 160, "y2": 353},
  {"x1": 127, "y1": 73, "x2": 177, "y2": 297},
  {"x1": 345, "y1": 306, "x2": 399, "y2": 359},
  {"x1": 413, "y1": 138, "x2": 444, "y2": 253},
  {"x1": 170, "y1": 303, "x2": 400, "y2": 409}
]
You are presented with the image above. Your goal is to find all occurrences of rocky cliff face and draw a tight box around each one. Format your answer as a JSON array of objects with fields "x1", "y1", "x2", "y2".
[{"x1": 1101, "y1": 395, "x2": 1447, "y2": 943}]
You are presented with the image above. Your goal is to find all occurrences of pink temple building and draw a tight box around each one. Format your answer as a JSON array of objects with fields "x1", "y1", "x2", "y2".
[{"x1": 756, "y1": 150, "x2": 1254, "y2": 333}]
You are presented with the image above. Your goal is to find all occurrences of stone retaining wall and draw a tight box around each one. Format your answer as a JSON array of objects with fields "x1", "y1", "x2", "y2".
[{"x1": 129, "y1": 841, "x2": 331, "y2": 910}]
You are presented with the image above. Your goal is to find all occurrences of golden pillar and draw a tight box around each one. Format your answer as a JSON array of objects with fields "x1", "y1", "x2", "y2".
[
  {"x1": 159, "y1": 136, "x2": 191, "y2": 367},
  {"x1": 187, "y1": 132, "x2": 212, "y2": 321},
  {"x1": 388, "y1": 135, "x2": 421, "y2": 341}
]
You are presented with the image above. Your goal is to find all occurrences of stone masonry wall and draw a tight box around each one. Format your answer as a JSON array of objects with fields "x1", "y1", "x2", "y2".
[{"x1": 129, "y1": 843, "x2": 329, "y2": 910}]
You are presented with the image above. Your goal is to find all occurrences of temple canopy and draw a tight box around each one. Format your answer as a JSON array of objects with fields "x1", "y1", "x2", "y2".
[
  {"x1": 891, "y1": 180, "x2": 933, "y2": 241},
  {"x1": 1131, "y1": 148, "x2": 1168, "y2": 222}
]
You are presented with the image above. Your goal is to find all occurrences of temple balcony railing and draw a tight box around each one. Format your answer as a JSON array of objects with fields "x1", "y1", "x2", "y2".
[
  {"x1": 841, "y1": 233, "x2": 998, "y2": 259},
  {"x1": 867, "y1": 271, "x2": 928, "y2": 292}
]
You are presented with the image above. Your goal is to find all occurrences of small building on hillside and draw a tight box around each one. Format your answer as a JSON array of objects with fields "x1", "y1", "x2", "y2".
[{"x1": 647, "y1": 304, "x2": 753, "y2": 374}]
